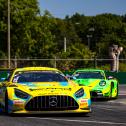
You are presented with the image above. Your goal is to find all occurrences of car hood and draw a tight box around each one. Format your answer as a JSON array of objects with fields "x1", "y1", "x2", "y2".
[
  {"x1": 74, "y1": 79, "x2": 102, "y2": 88},
  {"x1": 15, "y1": 81, "x2": 77, "y2": 87},
  {"x1": 12, "y1": 81, "x2": 83, "y2": 96}
]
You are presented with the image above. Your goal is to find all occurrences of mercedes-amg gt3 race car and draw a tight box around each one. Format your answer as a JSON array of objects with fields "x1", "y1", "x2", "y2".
[
  {"x1": 70, "y1": 69, "x2": 118, "y2": 99},
  {"x1": 0, "y1": 67, "x2": 91, "y2": 114}
]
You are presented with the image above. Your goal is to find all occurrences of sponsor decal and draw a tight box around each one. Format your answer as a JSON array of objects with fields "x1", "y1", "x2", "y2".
[
  {"x1": 30, "y1": 88, "x2": 71, "y2": 91},
  {"x1": 80, "y1": 99, "x2": 88, "y2": 106},
  {"x1": 80, "y1": 102, "x2": 88, "y2": 106},
  {"x1": 80, "y1": 99, "x2": 88, "y2": 102},
  {"x1": 13, "y1": 100, "x2": 24, "y2": 105}
]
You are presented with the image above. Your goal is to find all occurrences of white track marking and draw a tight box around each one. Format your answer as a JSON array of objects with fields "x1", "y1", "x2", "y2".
[
  {"x1": 119, "y1": 92, "x2": 126, "y2": 95},
  {"x1": 119, "y1": 94, "x2": 126, "y2": 95},
  {"x1": 94, "y1": 106, "x2": 114, "y2": 111},
  {"x1": 27, "y1": 117, "x2": 126, "y2": 125}
]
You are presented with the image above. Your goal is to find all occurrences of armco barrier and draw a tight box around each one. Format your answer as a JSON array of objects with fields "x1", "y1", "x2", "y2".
[{"x1": 105, "y1": 71, "x2": 126, "y2": 84}]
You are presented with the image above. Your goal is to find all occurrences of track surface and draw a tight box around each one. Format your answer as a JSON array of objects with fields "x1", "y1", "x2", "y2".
[{"x1": 0, "y1": 85, "x2": 126, "y2": 126}]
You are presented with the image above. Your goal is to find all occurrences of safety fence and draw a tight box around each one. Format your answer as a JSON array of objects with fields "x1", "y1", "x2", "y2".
[
  {"x1": 0, "y1": 58, "x2": 126, "y2": 84},
  {"x1": 0, "y1": 58, "x2": 126, "y2": 70}
]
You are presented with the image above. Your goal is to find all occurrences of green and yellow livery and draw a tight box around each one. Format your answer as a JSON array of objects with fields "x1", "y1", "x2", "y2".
[{"x1": 71, "y1": 69, "x2": 118, "y2": 99}]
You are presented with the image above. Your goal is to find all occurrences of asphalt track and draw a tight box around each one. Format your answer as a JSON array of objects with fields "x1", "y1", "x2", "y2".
[{"x1": 0, "y1": 85, "x2": 126, "y2": 126}]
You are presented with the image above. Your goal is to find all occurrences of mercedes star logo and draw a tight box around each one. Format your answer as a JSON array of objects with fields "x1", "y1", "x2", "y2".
[{"x1": 49, "y1": 96, "x2": 58, "y2": 107}]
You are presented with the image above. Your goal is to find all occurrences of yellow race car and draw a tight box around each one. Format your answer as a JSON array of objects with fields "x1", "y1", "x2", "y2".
[{"x1": 0, "y1": 67, "x2": 91, "y2": 114}]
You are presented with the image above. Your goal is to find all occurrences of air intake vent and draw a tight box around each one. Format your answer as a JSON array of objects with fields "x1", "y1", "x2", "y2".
[{"x1": 25, "y1": 95, "x2": 79, "y2": 111}]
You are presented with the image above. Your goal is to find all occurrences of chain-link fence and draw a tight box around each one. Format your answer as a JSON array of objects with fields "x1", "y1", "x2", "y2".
[{"x1": 1, "y1": 58, "x2": 126, "y2": 72}]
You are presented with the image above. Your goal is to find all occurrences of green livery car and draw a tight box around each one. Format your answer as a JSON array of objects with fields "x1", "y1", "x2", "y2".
[{"x1": 70, "y1": 69, "x2": 119, "y2": 99}]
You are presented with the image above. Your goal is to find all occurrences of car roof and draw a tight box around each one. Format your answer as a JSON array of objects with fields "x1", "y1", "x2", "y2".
[{"x1": 13, "y1": 67, "x2": 61, "y2": 73}]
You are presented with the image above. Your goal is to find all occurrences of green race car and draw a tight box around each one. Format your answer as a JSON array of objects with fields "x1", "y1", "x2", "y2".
[{"x1": 70, "y1": 69, "x2": 119, "y2": 99}]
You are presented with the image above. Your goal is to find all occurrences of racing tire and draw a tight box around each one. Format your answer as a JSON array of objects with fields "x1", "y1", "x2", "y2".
[
  {"x1": 112, "y1": 83, "x2": 119, "y2": 99},
  {"x1": 5, "y1": 91, "x2": 9, "y2": 114},
  {"x1": 109, "y1": 82, "x2": 114, "y2": 99},
  {"x1": 110, "y1": 83, "x2": 118, "y2": 99},
  {"x1": 110, "y1": 85, "x2": 113, "y2": 99}
]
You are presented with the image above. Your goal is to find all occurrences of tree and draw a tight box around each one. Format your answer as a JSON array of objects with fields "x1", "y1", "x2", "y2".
[
  {"x1": 0, "y1": 0, "x2": 8, "y2": 56},
  {"x1": 10, "y1": 0, "x2": 40, "y2": 58}
]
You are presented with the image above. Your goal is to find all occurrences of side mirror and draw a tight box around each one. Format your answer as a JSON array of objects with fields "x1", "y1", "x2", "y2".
[
  {"x1": 72, "y1": 76, "x2": 77, "y2": 80},
  {"x1": 1, "y1": 77, "x2": 6, "y2": 81},
  {"x1": 72, "y1": 74, "x2": 79, "y2": 80},
  {"x1": 65, "y1": 74, "x2": 71, "y2": 80},
  {"x1": 108, "y1": 76, "x2": 114, "y2": 80}
]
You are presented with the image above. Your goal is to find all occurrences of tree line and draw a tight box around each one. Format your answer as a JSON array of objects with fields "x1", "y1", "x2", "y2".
[{"x1": 0, "y1": 0, "x2": 126, "y2": 70}]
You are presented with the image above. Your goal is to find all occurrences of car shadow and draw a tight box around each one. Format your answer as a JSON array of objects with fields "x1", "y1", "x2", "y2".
[
  {"x1": 91, "y1": 98, "x2": 109, "y2": 102},
  {"x1": 6, "y1": 112, "x2": 91, "y2": 118}
]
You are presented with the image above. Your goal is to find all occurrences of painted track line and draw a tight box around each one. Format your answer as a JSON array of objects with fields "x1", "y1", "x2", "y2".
[{"x1": 27, "y1": 117, "x2": 126, "y2": 125}]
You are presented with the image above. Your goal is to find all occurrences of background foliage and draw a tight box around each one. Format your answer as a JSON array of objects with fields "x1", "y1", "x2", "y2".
[{"x1": 0, "y1": 0, "x2": 126, "y2": 70}]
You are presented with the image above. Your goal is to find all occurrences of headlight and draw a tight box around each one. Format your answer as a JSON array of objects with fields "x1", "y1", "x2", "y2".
[
  {"x1": 99, "y1": 81, "x2": 106, "y2": 86},
  {"x1": 75, "y1": 88, "x2": 84, "y2": 98},
  {"x1": 15, "y1": 89, "x2": 29, "y2": 99}
]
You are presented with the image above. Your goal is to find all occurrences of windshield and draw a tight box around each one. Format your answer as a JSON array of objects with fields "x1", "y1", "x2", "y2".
[
  {"x1": 12, "y1": 71, "x2": 68, "y2": 83},
  {"x1": 73, "y1": 71, "x2": 105, "y2": 79}
]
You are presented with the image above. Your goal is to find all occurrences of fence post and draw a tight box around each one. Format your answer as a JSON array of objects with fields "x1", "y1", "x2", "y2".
[
  {"x1": 54, "y1": 56, "x2": 57, "y2": 68},
  {"x1": 94, "y1": 57, "x2": 97, "y2": 68},
  {"x1": 14, "y1": 56, "x2": 17, "y2": 68}
]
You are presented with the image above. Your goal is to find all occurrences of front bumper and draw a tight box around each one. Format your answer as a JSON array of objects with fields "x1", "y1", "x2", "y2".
[
  {"x1": 90, "y1": 90, "x2": 110, "y2": 98},
  {"x1": 90, "y1": 91, "x2": 103, "y2": 98},
  {"x1": 8, "y1": 95, "x2": 91, "y2": 114},
  {"x1": 12, "y1": 107, "x2": 92, "y2": 114}
]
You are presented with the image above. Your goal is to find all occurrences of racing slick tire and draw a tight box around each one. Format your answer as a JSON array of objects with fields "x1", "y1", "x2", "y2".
[
  {"x1": 110, "y1": 82, "x2": 118, "y2": 99},
  {"x1": 5, "y1": 91, "x2": 9, "y2": 114}
]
